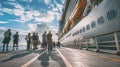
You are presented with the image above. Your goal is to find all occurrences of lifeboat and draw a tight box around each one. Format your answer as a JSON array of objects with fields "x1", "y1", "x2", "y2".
[
  {"x1": 59, "y1": 0, "x2": 87, "y2": 40},
  {"x1": 66, "y1": 19, "x2": 72, "y2": 31},
  {"x1": 71, "y1": 0, "x2": 87, "y2": 23}
]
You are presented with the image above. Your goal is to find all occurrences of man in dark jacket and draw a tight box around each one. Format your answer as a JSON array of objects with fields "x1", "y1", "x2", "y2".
[
  {"x1": 2, "y1": 29, "x2": 11, "y2": 51},
  {"x1": 42, "y1": 31, "x2": 47, "y2": 50},
  {"x1": 47, "y1": 31, "x2": 52, "y2": 51},
  {"x1": 13, "y1": 32, "x2": 19, "y2": 51}
]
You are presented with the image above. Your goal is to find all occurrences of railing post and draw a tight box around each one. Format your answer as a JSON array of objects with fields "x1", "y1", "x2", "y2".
[
  {"x1": 79, "y1": 39, "x2": 82, "y2": 49},
  {"x1": 114, "y1": 32, "x2": 120, "y2": 55},
  {"x1": 86, "y1": 38, "x2": 88, "y2": 50},
  {"x1": 94, "y1": 37, "x2": 99, "y2": 52},
  {"x1": 86, "y1": 43, "x2": 88, "y2": 50}
]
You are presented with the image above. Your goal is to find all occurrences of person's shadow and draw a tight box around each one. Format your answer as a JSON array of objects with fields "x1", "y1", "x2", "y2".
[
  {"x1": 38, "y1": 52, "x2": 49, "y2": 67},
  {"x1": 1, "y1": 50, "x2": 34, "y2": 62},
  {"x1": 49, "y1": 50, "x2": 66, "y2": 67},
  {"x1": 38, "y1": 49, "x2": 66, "y2": 67}
]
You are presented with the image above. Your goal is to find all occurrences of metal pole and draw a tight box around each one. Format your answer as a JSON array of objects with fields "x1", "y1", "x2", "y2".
[
  {"x1": 86, "y1": 43, "x2": 88, "y2": 50},
  {"x1": 94, "y1": 37, "x2": 99, "y2": 52},
  {"x1": 86, "y1": 39, "x2": 88, "y2": 50},
  {"x1": 114, "y1": 32, "x2": 120, "y2": 55},
  {"x1": 79, "y1": 39, "x2": 82, "y2": 49}
]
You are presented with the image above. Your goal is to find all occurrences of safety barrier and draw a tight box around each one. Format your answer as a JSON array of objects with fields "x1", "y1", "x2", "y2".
[{"x1": 69, "y1": 31, "x2": 120, "y2": 55}]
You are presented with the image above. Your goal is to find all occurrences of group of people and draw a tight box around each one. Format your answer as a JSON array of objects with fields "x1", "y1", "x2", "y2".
[
  {"x1": 2, "y1": 28, "x2": 61, "y2": 52},
  {"x1": 25, "y1": 31, "x2": 53, "y2": 51},
  {"x1": 42, "y1": 31, "x2": 61, "y2": 50},
  {"x1": 42, "y1": 31, "x2": 53, "y2": 50},
  {"x1": 2, "y1": 29, "x2": 20, "y2": 51},
  {"x1": 2, "y1": 28, "x2": 40, "y2": 51},
  {"x1": 25, "y1": 32, "x2": 40, "y2": 50},
  {"x1": 26, "y1": 31, "x2": 60, "y2": 51}
]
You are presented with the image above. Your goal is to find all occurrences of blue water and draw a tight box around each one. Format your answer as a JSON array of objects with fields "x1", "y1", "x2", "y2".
[{"x1": 0, "y1": 45, "x2": 26, "y2": 52}]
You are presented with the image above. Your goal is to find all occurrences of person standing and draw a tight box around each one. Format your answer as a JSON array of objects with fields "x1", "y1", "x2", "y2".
[
  {"x1": 25, "y1": 33, "x2": 32, "y2": 50},
  {"x1": 13, "y1": 32, "x2": 20, "y2": 51},
  {"x1": 57, "y1": 41, "x2": 61, "y2": 48},
  {"x1": 2, "y1": 28, "x2": 11, "y2": 51},
  {"x1": 32, "y1": 33, "x2": 37, "y2": 50},
  {"x1": 47, "y1": 31, "x2": 52, "y2": 51},
  {"x1": 36, "y1": 33, "x2": 39, "y2": 49},
  {"x1": 42, "y1": 31, "x2": 47, "y2": 50}
]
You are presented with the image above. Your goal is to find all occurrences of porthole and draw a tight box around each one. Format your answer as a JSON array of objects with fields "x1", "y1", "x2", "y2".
[
  {"x1": 80, "y1": 29, "x2": 82, "y2": 33},
  {"x1": 77, "y1": 30, "x2": 79, "y2": 35},
  {"x1": 91, "y1": 21, "x2": 96, "y2": 28},
  {"x1": 107, "y1": 9, "x2": 117, "y2": 20},
  {"x1": 86, "y1": 24, "x2": 90, "y2": 30},
  {"x1": 82, "y1": 27, "x2": 85, "y2": 32},
  {"x1": 98, "y1": 16, "x2": 104, "y2": 25}
]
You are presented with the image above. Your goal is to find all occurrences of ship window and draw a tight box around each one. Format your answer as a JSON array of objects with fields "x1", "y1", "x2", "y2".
[
  {"x1": 86, "y1": 24, "x2": 90, "y2": 30},
  {"x1": 98, "y1": 16, "x2": 104, "y2": 25},
  {"x1": 80, "y1": 29, "x2": 82, "y2": 33},
  {"x1": 91, "y1": 21, "x2": 96, "y2": 28},
  {"x1": 77, "y1": 30, "x2": 79, "y2": 35},
  {"x1": 82, "y1": 27, "x2": 85, "y2": 32},
  {"x1": 66, "y1": 34, "x2": 71, "y2": 38},
  {"x1": 72, "y1": 32, "x2": 76, "y2": 36},
  {"x1": 107, "y1": 9, "x2": 117, "y2": 20},
  {"x1": 72, "y1": 33, "x2": 74, "y2": 36},
  {"x1": 94, "y1": 0, "x2": 103, "y2": 6},
  {"x1": 72, "y1": 30, "x2": 80, "y2": 36}
]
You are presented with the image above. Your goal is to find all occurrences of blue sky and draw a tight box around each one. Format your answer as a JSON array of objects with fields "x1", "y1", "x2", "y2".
[
  {"x1": 0, "y1": 0, "x2": 64, "y2": 31},
  {"x1": 0, "y1": 0, "x2": 64, "y2": 45}
]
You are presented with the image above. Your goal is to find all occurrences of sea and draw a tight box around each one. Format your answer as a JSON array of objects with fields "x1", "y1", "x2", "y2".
[{"x1": 0, "y1": 45, "x2": 26, "y2": 52}]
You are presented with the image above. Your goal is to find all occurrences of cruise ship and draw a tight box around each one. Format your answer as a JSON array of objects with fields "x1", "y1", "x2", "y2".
[{"x1": 58, "y1": 0, "x2": 120, "y2": 54}]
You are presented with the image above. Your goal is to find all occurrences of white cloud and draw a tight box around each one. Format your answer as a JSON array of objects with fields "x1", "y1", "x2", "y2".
[
  {"x1": 53, "y1": 0, "x2": 64, "y2": 4},
  {"x1": 9, "y1": 19, "x2": 26, "y2": 23},
  {"x1": 0, "y1": 2, "x2": 2, "y2": 7},
  {"x1": 0, "y1": 8, "x2": 13, "y2": 14},
  {"x1": 54, "y1": 11, "x2": 61, "y2": 20},
  {"x1": 51, "y1": 0, "x2": 63, "y2": 14},
  {"x1": 56, "y1": 3, "x2": 63, "y2": 13},
  {"x1": 49, "y1": 0, "x2": 63, "y2": 21},
  {"x1": 0, "y1": 27, "x2": 7, "y2": 31},
  {"x1": 17, "y1": 10, "x2": 41, "y2": 22},
  {"x1": 0, "y1": 21, "x2": 9, "y2": 24},
  {"x1": 28, "y1": 23, "x2": 37, "y2": 32},
  {"x1": 21, "y1": 0, "x2": 32, "y2": 3},
  {"x1": 44, "y1": 0, "x2": 50, "y2": 5},
  {"x1": 26, "y1": 10, "x2": 41, "y2": 19},
  {"x1": 49, "y1": 25, "x2": 58, "y2": 33},
  {"x1": 20, "y1": 15, "x2": 27, "y2": 21},
  {"x1": 0, "y1": 3, "x2": 27, "y2": 22},
  {"x1": 0, "y1": 13, "x2": 3, "y2": 16},
  {"x1": 13, "y1": 9, "x2": 24, "y2": 16},
  {"x1": 0, "y1": 0, "x2": 63, "y2": 24},
  {"x1": 35, "y1": 10, "x2": 55, "y2": 23},
  {"x1": 32, "y1": 11, "x2": 41, "y2": 17},
  {"x1": 61, "y1": 0, "x2": 65, "y2": 4},
  {"x1": 0, "y1": 2, "x2": 42, "y2": 23},
  {"x1": 50, "y1": 4, "x2": 54, "y2": 8},
  {"x1": 52, "y1": 8, "x2": 59, "y2": 12},
  {"x1": 15, "y1": 3, "x2": 24, "y2": 9},
  {"x1": 8, "y1": 0, "x2": 16, "y2": 2}
]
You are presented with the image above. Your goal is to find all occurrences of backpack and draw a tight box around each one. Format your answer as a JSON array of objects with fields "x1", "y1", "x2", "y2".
[
  {"x1": 4, "y1": 32, "x2": 10, "y2": 38},
  {"x1": 25, "y1": 36, "x2": 29, "y2": 41}
]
